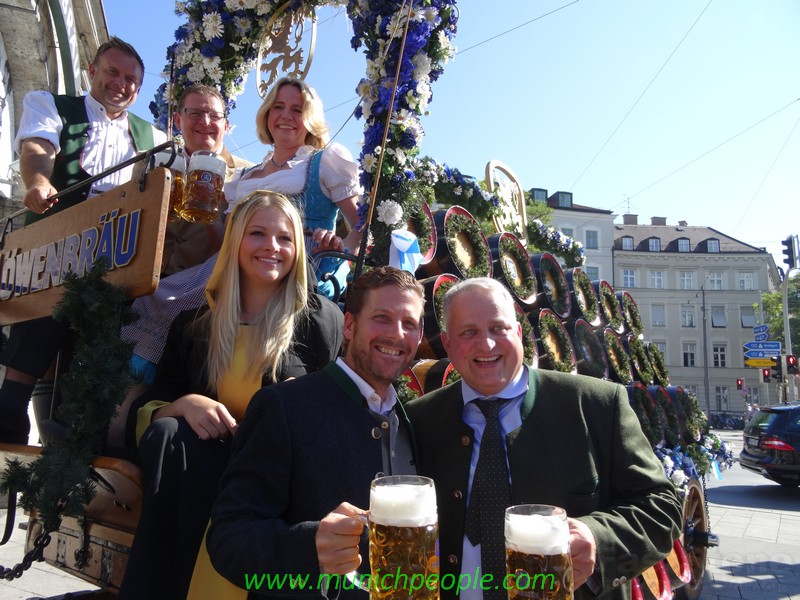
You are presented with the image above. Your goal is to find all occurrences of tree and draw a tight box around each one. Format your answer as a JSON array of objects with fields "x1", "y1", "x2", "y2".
[{"x1": 758, "y1": 273, "x2": 800, "y2": 350}]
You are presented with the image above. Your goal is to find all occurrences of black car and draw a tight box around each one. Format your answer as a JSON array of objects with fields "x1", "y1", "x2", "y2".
[{"x1": 740, "y1": 404, "x2": 800, "y2": 487}]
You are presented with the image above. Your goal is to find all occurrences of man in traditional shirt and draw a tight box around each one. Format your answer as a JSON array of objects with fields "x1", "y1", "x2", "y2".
[{"x1": 0, "y1": 37, "x2": 166, "y2": 444}]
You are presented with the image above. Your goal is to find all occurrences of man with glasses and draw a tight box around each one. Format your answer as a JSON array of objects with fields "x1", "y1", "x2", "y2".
[
  {"x1": 0, "y1": 37, "x2": 166, "y2": 445},
  {"x1": 162, "y1": 84, "x2": 249, "y2": 276}
]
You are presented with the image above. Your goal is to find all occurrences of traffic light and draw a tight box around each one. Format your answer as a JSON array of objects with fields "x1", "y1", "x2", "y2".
[
  {"x1": 788, "y1": 355, "x2": 798, "y2": 375},
  {"x1": 736, "y1": 378, "x2": 743, "y2": 390},
  {"x1": 781, "y1": 235, "x2": 796, "y2": 270},
  {"x1": 771, "y1": 356, "x2": 784, "y2": 383},
  {"x1": 762, "y1": 368, "x2": 771, "y2": 383}
]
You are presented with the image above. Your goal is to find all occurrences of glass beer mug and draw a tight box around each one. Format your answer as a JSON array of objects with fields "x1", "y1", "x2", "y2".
[
  {"x1": 153, "y1": 149, "x2": 187, "y2": 222},
  {"x1": 179, "y1": 150, "x2": 226, "y2": 224},
  {"x1": 368, "y1": 475, "x2": 439, "y2": 600},
  {"x1": 504, "y1": 505, "x2": 573, "y2": 600}
]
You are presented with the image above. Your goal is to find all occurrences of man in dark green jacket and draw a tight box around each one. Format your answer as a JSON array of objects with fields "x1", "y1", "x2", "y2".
[{"x1": 405, "y1": 277, "x2": 682, "y2": 600}]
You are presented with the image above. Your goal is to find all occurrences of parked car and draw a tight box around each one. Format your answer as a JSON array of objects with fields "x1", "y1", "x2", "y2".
[{"x1": 739, "y1": 404, "x2": 800, "y2": 487}]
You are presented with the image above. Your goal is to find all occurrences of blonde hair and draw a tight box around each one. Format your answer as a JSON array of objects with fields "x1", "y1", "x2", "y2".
[
  {"x1": 203, "y1": 191, "x2": 309, "y2": 388},
  {"x1": 255, "y1": 77, "x2": 330, "y2": 148}
]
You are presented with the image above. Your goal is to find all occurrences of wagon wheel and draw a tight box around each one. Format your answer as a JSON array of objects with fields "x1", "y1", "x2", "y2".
[{"x1": 674, "y1": 478, "x2": 707, "y2": 599}]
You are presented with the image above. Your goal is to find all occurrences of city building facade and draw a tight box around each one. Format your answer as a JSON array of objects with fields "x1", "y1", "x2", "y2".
[{"x1": 612, "y1": 214, "x2": 781, "y2": 415}]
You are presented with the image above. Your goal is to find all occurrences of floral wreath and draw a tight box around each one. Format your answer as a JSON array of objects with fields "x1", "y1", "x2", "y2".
[
  {"x1": 444, "y1": 211, "x2": 491, "y2": 280},
  {"x1": 535, "y1": 253, "x2": 571, "y2": 318},
  {"x1": 596, "y1": 280, "x2": 623, "y2": 331},
  {"x1": 619, "y1": 291, "x2": 644, "y2": 336},
  {"x1": 536, "y1": 309, "x2": 575, "y2": 373},
  {"x1": 651, "y1": 386, "x2": 681, "y2": 448},
  {"x1": 646, "y1": 342, "x2": 670, "y2": 387},
  {"x1": 497, "y1": 235, "x2": 536, "y2": 301},
  {"x1": 569, "y1": 267, "x2": 599, "y2": 325},
  {"x1": 603, "y1": 328, "x2": 632, "y2": 384},
  {"x1": 627, "y1": 335, "x2": 654, "y2": 385}
]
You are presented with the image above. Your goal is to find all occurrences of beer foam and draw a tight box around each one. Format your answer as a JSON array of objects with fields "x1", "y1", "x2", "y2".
[
  {"x1": 369, "y1": 483, "x2": 437, "y2": 527},
  {"x1": 505, "y1": 513, "x2": 569, "y2": 555},
  {"x1": 188, "y1": 152, "x2": 226, "y2": 175}
]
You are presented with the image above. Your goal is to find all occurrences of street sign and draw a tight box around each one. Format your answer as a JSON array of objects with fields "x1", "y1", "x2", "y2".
[
  {"x1": 742, "y1": 341, "x2": 782, "y2": 352},
  {"x1": 745, "y1": 358, "x2": 777, "y2": 367},
  {"x1": 744, "y1": 350, "x2": 776, "y2": 359},
  {"x1": 753, "y1": 324, "x2": 769, "y2": 335},
  {"x1": 754, "y1": 333, "x2": 769, "y2": 342}
]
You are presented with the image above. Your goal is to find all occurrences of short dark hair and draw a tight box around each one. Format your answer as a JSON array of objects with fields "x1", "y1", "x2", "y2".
[
  {"x1": 93, "y1": 37, "x2": 145, "y2": 84},
  {"x1": 345, "y1": 266, "x2": 424, "y2": 319},
  {"x1": 178, "y1": 84, "x2": 227, "y2": 113}
]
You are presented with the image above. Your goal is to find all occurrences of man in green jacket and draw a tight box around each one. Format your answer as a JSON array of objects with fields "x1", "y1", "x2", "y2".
[{"x1": 405, "y1": 277, "x2": 682, "y2": 600}]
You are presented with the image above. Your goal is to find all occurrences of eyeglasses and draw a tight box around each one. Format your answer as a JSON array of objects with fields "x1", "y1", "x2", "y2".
[{"x1": 182, "y1": 108, "x2": 226, "y2": 122}]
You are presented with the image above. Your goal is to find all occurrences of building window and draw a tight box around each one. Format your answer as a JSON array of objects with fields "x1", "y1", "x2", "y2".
[
  {"x1": 740, "y1": 306, "x2": 756, "y2": 328},
  {"x1": 681, "y1": 306, "x2": 695, "y2": 327},
  {"x1": 648, "y1": 238, "x2": 661, "y2": 251},
  {"x1": 715, "y1": 386, "x2": 729, "y2": 411},
  {"x1": 531, "y1": 188, "x2": 548, "y2": 202},
  {"x1": 654, "y1": 341, "x2": 666, "y2": 356},
  {"x1": 561, "y1": 227, "x2": 574, "y2": 238},
  {"x1": 585, "y1": 266, "x2": 599, "y2": 280},
  {"x1": 678, "y1": 238, "x2": 691, "y2": 252},
  {"x1": 679, "y1": 271, "x2": 695, "y2": 290},
  {"x1": 683, "y1": 343, "x2": 696, "y2": 367},
  {"x1": 623, "y1": 269, "x2": 636, "y2": 288},
  {"x1": 649, "y1": 270, "x2": 664, "y2": 289},
  {"x1": 711, "y1": 306, "x2": 727, "y2": 328},
  {"x1": 651, "y1": 304, "x2": 665, "y2": 327},
  {"x1": 713, "y1": 344, "x2": 727, "y2": 368},
  {"x1": 621, "y1": 236, "x2": 634, "y2": 250},
  {"x1": 708, "y1": 271, "x2": 723, "y2": 290},
  {"x1": 557, "y1": 192, "x2": 572, "y2": 207},
  {"x1": 707, "y1": 239, "x2": 720, "y2": 253},
  {"x1": 585, "y1": 230, "x2": 598, "y2": 250},
  {"x1": 737, "y1": 272, "x2": 754, "y2": 290}
]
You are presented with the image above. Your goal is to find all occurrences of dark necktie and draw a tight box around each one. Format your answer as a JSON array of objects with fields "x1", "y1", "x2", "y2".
[{"x1": 464, "y1": 398, "x2": 512, "y2": 596}]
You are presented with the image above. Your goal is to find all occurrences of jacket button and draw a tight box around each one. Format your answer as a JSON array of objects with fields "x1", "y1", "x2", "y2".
[
  {"x1": 380, "y1": 420, "x2": 390, "y2": 430},
  {"x1": 447, "y1": 554, "x2": 458, "y2": 566},
  {"x1": 460, "y1": 435, "x2": 470, "y2": 446},
  {"x1": 452, "y1": 489, "x2": 463, "y2": 500},
  {"x1": 371, "y1": 427, "x2": 382, "y2": 439}
]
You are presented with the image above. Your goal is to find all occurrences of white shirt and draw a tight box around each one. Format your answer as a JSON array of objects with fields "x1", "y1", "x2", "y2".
[
  {"x1": 15, "y1": 90, "x2": 167, "y2": 195},
  {"x1": 335, "y1": 357, "x2": 398, "y2": 415},
  {"x1": 223, "y1": 143, "x2": 362, "y2": 212},
  {"x1": 459, "y1": 365, "x2": 529, "y2": 600}
]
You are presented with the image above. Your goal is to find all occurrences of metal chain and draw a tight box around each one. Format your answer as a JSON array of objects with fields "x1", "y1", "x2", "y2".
[
  {"x1": 0, "y1": 531, "x2": 52, "y2": 580},
  {"x1": 701, "y1": 474, "x2": 712, "y2": 532}
]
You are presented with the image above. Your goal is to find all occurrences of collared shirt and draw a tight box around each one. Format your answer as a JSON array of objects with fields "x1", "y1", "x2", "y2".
[
  {"x1": 460, "y1": 365, "x2": 529, "y2": 600},
  {"x1": 15, "y1": 90, "x2": 167, "y2": 196},
  {"x1": 335, "y1": 357, "x2": 414, "y2": 476}
]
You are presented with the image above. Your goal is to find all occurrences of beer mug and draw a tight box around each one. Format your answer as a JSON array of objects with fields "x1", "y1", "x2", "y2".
[
  {"x1": 179, "y1": 150, "x2": 226, "y2": 224},
  {"x1": 368, "y1": 475, "x2": 439, "y2": 600},
  {"x1": 154, "y1": 149, "x2": 187, "y2": 222},
  {"x1": 504, "y1": 505, "x2": 573, "y2": 600}
]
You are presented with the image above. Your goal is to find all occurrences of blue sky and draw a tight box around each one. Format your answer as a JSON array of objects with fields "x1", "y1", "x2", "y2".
[{"x1": 104, "y1": 0, "x2": 800, "y2": 267}]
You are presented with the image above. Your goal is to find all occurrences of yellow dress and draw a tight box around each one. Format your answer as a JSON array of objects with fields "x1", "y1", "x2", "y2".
[{"x1": 186, "y1": 327, "x2": 262, "y2": 599}]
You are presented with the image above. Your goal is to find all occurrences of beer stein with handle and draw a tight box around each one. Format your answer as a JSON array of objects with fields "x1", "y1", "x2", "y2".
[
  {"x1": 368, "y1": 475, "x2": 440, "y2": 600},
  {"x1": 153, "y1": 149, "x2": 187, "y2": 222},
  {"x1": 504, "y1": 504, "x2": 573, "y2": 600},
  {"x1": 179, "y1": 150, "x2": 226, "y2": 224}
]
